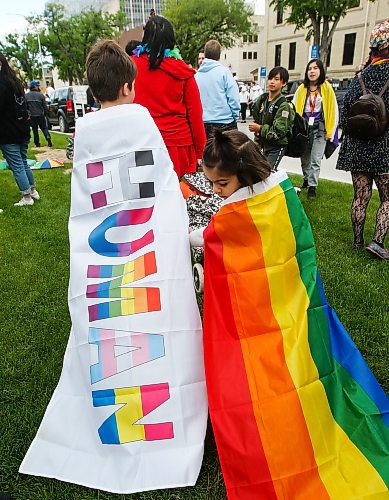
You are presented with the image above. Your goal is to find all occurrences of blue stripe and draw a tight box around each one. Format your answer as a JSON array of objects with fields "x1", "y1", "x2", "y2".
[
  {"x1": 317, "y1": 273, "x2": 389, "y2": 426},
  {"x1": 149, "y1": 334, "x2": 165, "y2": 360},
  {"x1": 98, "y1": 302, "x2": 110, "y2": 320}
]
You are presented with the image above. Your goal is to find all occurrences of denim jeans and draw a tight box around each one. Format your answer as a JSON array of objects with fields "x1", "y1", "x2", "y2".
[
  {"x1": 0, "y1": 142, "x2": 35, "y2": 194},
  {"x1": 30, "y1": 116, "x2": 51, "y2": 146},
  {"x1": 301, "y1": 126, "x2": 326, "y2": 188}
]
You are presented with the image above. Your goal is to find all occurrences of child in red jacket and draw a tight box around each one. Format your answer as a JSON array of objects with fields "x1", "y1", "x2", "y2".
[{"x1": 130, "y1": 16, "x2": 206, "y2": 178}]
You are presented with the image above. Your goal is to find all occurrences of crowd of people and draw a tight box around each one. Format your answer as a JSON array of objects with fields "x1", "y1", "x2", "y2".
[{"x1": 0, "y1": 15, "x2": 387, "y2": 249}]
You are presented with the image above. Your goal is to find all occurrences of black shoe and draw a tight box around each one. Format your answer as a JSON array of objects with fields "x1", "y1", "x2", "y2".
[
  {"x1": 308, "y1": 187, "x2": 316, "y2": 200},
  {"x1": 301, "y1": 180, "x2": 308, "y2": 189},
  {"x1": 35, "y1": 144, "x2": 41, "y2": 148},
  {"x1": 47, "y1": 137, "x2": 53, "y2": 147}
]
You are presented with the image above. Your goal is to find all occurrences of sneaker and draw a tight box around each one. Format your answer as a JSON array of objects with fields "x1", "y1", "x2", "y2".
[
  {"x1": 308, "y1": 187, "x2": 316, "y2": 200},
  {"x1": 47, "y1": 137, "x2": 53, "y2": 147},
  {"x1": 0, "y1": 209, "x2": 3, "y2": 214},
  {"x1": 34, "y1": 144, "x2": 41, "y2": 148},
  {"x1": 366, "y1": 241, "x2": 389, "y2": 261},
  {"x1": 31, "y1": 190, "x2": 40, "y2": 200},
  {"x1": 301, "y1": 180, "x2": 308, "y2": 189},
  {"x1": 14, "y1": 197, "x2": 34, "y2": 206}
]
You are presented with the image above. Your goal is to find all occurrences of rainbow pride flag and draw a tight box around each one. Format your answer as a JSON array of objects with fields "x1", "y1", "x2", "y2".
[{"x1": 203, "y1": 171, "x2": 388, "y2": 499}]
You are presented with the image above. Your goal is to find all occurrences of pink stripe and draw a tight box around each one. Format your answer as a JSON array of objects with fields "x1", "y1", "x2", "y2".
[
  {"x1": 131, "y1": 230, "x2": 154, "y2": 253},
  {"x1": 88, "y1": 304, "x2": 98, "y2": 322},
  {"x1": 101, "y1": 329, "x2": 117, "y2": 379},
  {"x1": 131, "y1": 333, "x2": 149, "y2": 366},
  {"x1": 86, "y1": 161, "x2": 103, "y2": 178},
  {"x1": 144, "y1": 422, "x2": 174, "y2": 441},
  {"x1": 87, "y1": 265, "x2": 100, "y2": 278},
  {"x1": 86, "y1": 283, "x2": 99, "y2": 297},
  {"x1": 141, "y1": 383, "x2": 169, "y2": 416}
]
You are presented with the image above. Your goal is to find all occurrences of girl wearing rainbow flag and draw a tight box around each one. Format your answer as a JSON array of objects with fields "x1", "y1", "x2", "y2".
[{"x1": 190, "y1": 129, "x2": 388, "y2": 500}]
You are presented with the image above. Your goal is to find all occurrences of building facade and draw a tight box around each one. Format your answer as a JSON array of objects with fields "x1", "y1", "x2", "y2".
[
  {"x1": 263, "y1": 0, "x2": 388, "y2": 81},
  {"x1": 220, "y1": 14, "x2": 266, "y2": 82},
  {"x1": 121, "y1": 0, "x2": 162, "y2": 29}
]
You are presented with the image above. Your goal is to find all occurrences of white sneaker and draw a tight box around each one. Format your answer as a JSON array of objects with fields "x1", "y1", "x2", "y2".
[
  {"x1": 14, "y1": 197, "x2": 34, "y2": 206},
  {"x1": 31, "y1": 190, "x2": 40, "y2": 200},
  {"x1": 0, "y1": 209, "x2": 3, "y2": 214}
]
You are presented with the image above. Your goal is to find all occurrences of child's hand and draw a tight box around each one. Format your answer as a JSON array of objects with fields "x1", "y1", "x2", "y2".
[{"x1": 249, "y1": 123, "x2": 261, "y2": 133}]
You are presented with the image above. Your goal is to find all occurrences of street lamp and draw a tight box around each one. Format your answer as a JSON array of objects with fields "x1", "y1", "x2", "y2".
[{"x1": 5, "y1": 13, "x2": 46, "y2": 84}]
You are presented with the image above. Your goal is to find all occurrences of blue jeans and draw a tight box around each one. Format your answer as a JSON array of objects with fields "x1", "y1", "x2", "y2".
[{"x1": 0, "y1": 142, "x2": 35, "y2": 195}]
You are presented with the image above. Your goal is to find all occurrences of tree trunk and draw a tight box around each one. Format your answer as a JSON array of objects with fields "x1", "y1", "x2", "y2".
[{"x1": 321, "y1": 16, "x2": 329, "y2": 70}]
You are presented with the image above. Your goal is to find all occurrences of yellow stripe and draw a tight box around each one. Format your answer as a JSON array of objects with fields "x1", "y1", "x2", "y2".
[
  {"x1": 247, "y1": 186, "x2": 387, "y2": 497},
  {"x1": 122, "y1": 298, "x2": 135, "y2": 315},
  {"x1": 122, "y1": 271, "x2": 135, "y2": 285},
  {"x1": 115, "y1": 387, "x2": 145, "y2": 442},
  {"x1": 124, "y1": 259, "x2": 135, "y2": 274}
]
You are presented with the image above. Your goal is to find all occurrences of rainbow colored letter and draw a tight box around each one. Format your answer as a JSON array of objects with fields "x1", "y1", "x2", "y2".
[
  {"x1": 88, "y1": 207, "x2": 154, "y2": 257},
  {"x1": 92, "y1": 384, "x2": 174, "y2": 444},
  {"x1": 89, "y1": 328, "x2": 165, "y2": 383}
]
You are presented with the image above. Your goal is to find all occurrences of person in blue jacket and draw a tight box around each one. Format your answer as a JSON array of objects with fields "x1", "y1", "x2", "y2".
[{"x1": 195, "y1": 39, "x2": 240, "y2": 139}]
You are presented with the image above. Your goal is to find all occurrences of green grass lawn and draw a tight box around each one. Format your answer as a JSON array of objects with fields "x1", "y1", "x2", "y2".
[{"x1": 0, "y1": 132, "x2": 387, "y2": 499}]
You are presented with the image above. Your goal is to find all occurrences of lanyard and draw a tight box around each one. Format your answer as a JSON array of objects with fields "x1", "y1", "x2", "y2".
[{"x1": 308, "y1": 90, "x2": 319, "y2": 116}]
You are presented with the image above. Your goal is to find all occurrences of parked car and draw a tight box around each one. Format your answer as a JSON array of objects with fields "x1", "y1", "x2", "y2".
[{"x1": 47, "y1": 85, "x2": 88, "y2": 132}]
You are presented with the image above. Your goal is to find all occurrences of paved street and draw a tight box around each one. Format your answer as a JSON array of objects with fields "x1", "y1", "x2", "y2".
[{"x1": 238, "y1": 117, "x2": 352, "y2": 185}]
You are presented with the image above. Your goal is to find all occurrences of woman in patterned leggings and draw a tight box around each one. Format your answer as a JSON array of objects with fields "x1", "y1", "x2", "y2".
[{"x1": 336, "y1": 20, "x2": 389, "y2": 261}]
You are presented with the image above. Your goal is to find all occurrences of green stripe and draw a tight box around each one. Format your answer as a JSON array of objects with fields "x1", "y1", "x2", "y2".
[{"x1": 280, "y1": 178, "x2": 389, "y2": 485}]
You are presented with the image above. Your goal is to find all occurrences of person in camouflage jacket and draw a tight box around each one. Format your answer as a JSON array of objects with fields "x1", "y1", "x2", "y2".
[{"x1": 249, "y1": 66, "x2": 294, "y2": 170}]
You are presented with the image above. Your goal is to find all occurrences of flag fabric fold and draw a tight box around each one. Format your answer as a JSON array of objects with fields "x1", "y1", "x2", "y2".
[{"x1": 203, "y1": 170, "x2": 388, "y2": 499}]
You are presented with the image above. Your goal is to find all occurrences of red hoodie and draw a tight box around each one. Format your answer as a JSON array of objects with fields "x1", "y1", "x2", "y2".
[{"x1": 132, "y1": 54, "x2": 205, "y2": 159}]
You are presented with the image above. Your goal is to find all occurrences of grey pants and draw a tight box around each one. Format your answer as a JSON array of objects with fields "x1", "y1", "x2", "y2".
[{"x1": 301, "y1": 126, "x2": 326, "y2": 188}]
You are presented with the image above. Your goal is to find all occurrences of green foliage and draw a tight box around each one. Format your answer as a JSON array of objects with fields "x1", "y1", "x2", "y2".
[
  {"x1": 271, "y1": 0, "x2": 375, "y2": 68},
  {"x1": 163, "y1": 0, "x2": 253, "y2": 66},
  {"x1": 0, "y1": 32, "x2": 43, "y2": 81}
]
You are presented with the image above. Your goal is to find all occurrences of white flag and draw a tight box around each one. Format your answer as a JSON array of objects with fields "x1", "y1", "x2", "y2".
[{"x1": 20, "y1": 104, "x2": 208, "y2": 494}]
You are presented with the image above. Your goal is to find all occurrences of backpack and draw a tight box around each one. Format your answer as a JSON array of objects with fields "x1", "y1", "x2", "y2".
[
  {"x1": 347, "y1": 72, "x2": 389, "y2": 140},
  {"x1": 284, "y1": 102, "x2": 309, "y2": 158},
  {"x1": 254, "y1": 93, "x2": 308, "y2": 157}
]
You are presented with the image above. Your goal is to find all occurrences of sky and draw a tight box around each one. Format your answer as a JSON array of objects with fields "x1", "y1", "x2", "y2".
[
  {"x1": 0, "y1": 0, "x2": 47, "y2": 41},
  {"x1": 0, "y1": 0, "x2": 265, "y2": 42}
]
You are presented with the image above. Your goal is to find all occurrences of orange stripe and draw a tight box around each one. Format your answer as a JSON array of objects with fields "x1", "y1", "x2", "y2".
[{"x1": 214, "y1": 202, "x2": 328, "y2": 498}]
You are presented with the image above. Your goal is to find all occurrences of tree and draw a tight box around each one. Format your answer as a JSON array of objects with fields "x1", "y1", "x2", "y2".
[
  {"x1": 271, "y1": 0, "x2": 374, "y2": 70},
  {"x1": 30, "y1": 3, "x2": 126, "y2": 84},
  {"x1": 0, "y1": 32, "x2": 43, "y2": 81},
  {"x1": 163, "y1": 0, "x2": 253, "y2": 66}
]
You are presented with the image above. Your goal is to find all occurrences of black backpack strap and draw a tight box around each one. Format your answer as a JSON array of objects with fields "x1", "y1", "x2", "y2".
[
  {"x1": 378, "y1": 77, "x2": 389, "y2": 97},
  {"x1": 358, "y1": 72, "x2": 367, "y2": 95}
]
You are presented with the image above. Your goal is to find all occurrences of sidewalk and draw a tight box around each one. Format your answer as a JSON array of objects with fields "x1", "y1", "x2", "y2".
[{"x1": 238, "y1": 118, "x2": 352, "y2": 185}]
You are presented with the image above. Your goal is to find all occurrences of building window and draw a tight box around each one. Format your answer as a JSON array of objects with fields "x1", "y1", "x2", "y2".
[
  {"x1": 276, "y1": 7, "x2": 283, "y2": 24},
  {"x1": 248, "y1": 52, "x2": 252, "y2": 60},
  {"x1": 275, "y1": 44, "x2": 281, "y2": 66},
  {"x1": 326, "y1": 42, "x2": 332, "y2": 67},
  {"x1": 254, "y1": 35, "x2": 258, "y2": 43},
  {"x1": 248, "y1": 35, "x2": 253, "y2": 43},
  {"x1": 243, "y1": 35, "x2": 247, "y2": 43},
  {"x1": 288, "y1": 42, "x2": 296, "y2": 70},
  {"x1": 349, "y1": 0, "x2": 360, "y2": 7},
  {"x1": 224, "y1": 54, "x2": 227, "y2": 59},
  {"x1": 243, "y1": 52, "x2": 247, "y2": 60},
  {"x1": 342, "y1": 33, "x2": 356, "y2": 65},
  {"x1": 253, "y1": 52, "x2": 257, "y2": 60}
]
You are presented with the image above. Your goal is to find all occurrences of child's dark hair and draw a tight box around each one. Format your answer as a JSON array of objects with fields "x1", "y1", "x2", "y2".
[
  {"x1": 0, "y1": 52, "x2": 24, "y2": 96},
  {"x1": 268, "y1": 66, "x2": 289, "y2": 83},
  {"x1": 141, "y1": 15, "x2": 176, "y2": 69},
  {"x1": 86, "y1": 39, "x2": 137, "y2": 102},
  {"x1": 203, "y1": 129, "x2": 271, "y2": 188},
  {"x1": 303, "y1": 59, "x2": 326, "y2": 87},
  {"x1": 125, "y1": 39, "x2": 141, "y2": 56}
]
